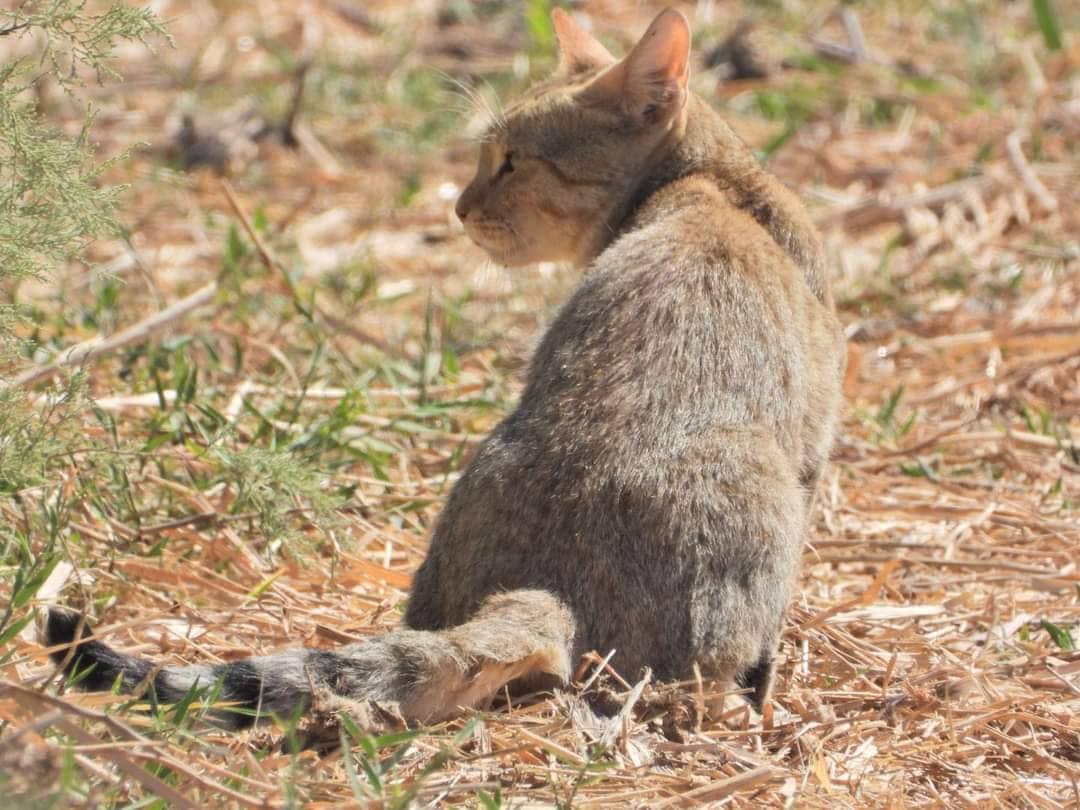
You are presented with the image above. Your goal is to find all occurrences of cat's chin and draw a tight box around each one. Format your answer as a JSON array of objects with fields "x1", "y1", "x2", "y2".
[
  {"x1": 484, "y1": 252, "x2": 534, "y2": 268},
  {"x1": 474, "y1": 244, "x2": 535, "y2": 268},
  {"x1": 477, "y1": 240, "x2": 575, "y2": 268},
  {"x1": 464, "y1": 232, "x2": 521, "y2": 266},
  {"x1": 463, "y1": 223, "x2": 566, "y2": 267}
]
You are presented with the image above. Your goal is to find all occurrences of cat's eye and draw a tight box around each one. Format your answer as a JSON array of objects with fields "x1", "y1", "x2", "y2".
[{"x1": 495, "y1": 152, "x2": 515, "y2": 179}]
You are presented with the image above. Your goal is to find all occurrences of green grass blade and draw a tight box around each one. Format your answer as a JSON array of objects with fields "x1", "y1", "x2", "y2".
[{"x1": 1032, "y1": 0, "x2": 1064, "y2": 50}]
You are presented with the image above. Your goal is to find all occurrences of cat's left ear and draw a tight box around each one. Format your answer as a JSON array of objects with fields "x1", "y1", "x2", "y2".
[
  {"x1": 583, "y1": 8, "x2": 691, "y2": 123},
  {"x1": 551, "y1": 8, "x2": 616, "y2": 75}
]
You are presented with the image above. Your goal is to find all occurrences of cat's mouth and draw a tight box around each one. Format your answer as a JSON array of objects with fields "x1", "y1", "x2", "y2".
[{"x1": 463, "y1": 219, "x2": 526, "y2": 263}]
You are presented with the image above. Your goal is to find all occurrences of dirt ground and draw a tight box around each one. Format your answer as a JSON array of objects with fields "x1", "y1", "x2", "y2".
[{"x1": 2, "y1": 1, "x2": 1079, "y2": 806}]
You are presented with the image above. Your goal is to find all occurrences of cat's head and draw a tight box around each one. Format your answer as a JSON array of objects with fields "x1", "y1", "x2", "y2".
[{"x1": 455, "y1": 8, "x2": 692, "y2": 267}]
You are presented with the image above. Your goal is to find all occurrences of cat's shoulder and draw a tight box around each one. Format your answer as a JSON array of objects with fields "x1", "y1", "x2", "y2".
[{"x1": 600, "y1": 175, "x2": 794, "y2": 278}]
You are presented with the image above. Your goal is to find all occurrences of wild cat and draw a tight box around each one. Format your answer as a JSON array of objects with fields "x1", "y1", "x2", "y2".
[{"x1": 45, "y1": 8, "x2": 844, "y2": 728}]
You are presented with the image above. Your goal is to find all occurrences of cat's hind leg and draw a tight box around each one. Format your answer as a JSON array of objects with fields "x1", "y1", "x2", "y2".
[
  {"x1": 736, "y1": 652, "x2": 776, "y2": 713},
  {"x1": 685, "y1": 427, "x2": 804, "y2": 713}
]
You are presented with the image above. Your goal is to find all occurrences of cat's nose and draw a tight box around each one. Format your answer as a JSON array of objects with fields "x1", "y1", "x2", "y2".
[
  {"x1": 455, "y1": 193, "x2": 472, "y2": 222},
  {"x1": 455, "y1": 185, "x2": 479, "y2": 222}
]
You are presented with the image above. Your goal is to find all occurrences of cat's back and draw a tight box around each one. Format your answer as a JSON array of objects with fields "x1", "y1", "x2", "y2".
[
  {"x1": 521, "y1": 176, "x2": 827, "y2": 444},
  {"x1": 609, "y1": 175, "x2": 809, "y2": 295}
]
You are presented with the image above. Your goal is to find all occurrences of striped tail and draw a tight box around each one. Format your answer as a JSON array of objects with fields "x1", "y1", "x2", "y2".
[{"x1": 45, "y1": 590, "x2": 576, "y2": 729}]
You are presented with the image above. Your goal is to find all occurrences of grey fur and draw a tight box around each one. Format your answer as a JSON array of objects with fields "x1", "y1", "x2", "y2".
[{"x1": 47, "y1": 591, "x2": 574, "y2": 728}]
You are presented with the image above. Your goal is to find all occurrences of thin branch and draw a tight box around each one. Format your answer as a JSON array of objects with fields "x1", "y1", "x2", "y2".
[
  {"x1": 0, "y1": 21, "x2": 31, "y2": 37},
  {"x1": 9, "y1": 282, "x2": 219, "y2": 388},
  {"x1": 1005, "y1": 130, "x2": 1059, "y2": 211}
]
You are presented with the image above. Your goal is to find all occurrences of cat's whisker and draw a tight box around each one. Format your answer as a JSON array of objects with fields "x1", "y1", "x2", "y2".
[
  {"x1": 448, "y1": 74, "x2": 505, "y2": 130},
  {"x1": 430, "y1": 67, "x2": 506, "y2": 137},
  {"x1": 441, "y1": 93, "x2": 481, "y2": 121},
  {"x1": 428, "y1": 68, "x2": 477, "y2": 107},
  {"x1": 445, "y1": 99, "x2": 486, "y2": 123},
  {"x1": 477, "y1": 76, "x2": 508, "y2": 132},
  {"x1": 435, "y1": 91, "x2": 503, "y2": 143},
  {"x1": 462, "y1": 114, "x2": 505, "y2": 144}
]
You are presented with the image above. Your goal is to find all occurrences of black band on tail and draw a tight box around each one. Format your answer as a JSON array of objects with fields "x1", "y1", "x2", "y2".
[
  {"x1": 45, "y1": 609, "x2": 154, "y2": 693},
  {"x1": 43, "y1": 590, "x2": 577, "y2": 731}
]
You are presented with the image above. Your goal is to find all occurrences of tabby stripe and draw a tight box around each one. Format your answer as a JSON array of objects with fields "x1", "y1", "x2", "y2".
[{"x1": 537, "y1": 157, "x2": 611, "y2": 189}]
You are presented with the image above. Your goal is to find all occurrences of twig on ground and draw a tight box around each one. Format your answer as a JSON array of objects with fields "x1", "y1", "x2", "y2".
[
  {"x1": 1005, "y1": 130, "x2": 1059, "y2": 211},
  {"x1": 10, "y1": 283, "x2": 218, "y2": 388}
]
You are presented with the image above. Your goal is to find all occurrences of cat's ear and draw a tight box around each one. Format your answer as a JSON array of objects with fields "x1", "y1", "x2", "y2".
[
  {"x1": 582, "y1": 8, "x2": 691, "y2": 123},
  {"x1": 551, "y1": 8, "x2": 616, "y2": 75}
]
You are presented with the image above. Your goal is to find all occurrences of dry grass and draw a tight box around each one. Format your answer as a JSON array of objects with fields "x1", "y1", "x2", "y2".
[{"x1": 2, "y1": 1, "x2": 1078, "y2": 806}]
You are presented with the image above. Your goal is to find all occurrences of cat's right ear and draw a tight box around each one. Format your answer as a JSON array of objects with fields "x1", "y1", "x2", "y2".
[
  {"x1": 581, "y1": 8, "x2": 691, "y2": 125},
  {"x1": 552, "y1": 8, "x2": 616, "y2": 75}
]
